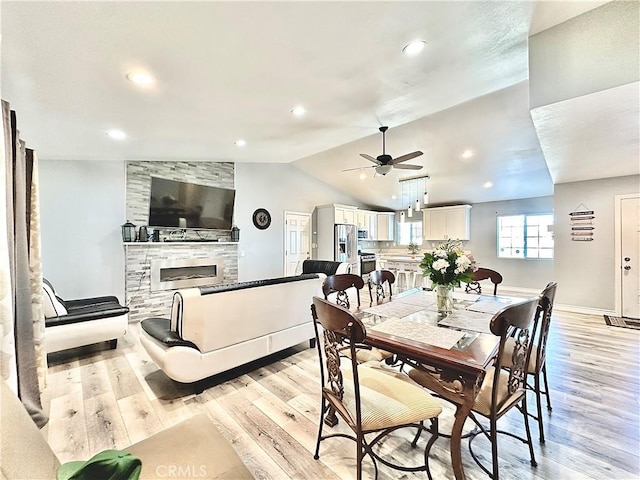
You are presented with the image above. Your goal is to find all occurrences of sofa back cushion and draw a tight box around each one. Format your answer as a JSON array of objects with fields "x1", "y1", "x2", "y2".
[
  {"x1": 42, "y1": 283, "x2": 67, "y2": 318},
  {"x1": 1, "y1": 381, "x2": 60, "y2": 479},
  {"x1": 176, "y1": 275, "x2": 321, "y2": 353}
]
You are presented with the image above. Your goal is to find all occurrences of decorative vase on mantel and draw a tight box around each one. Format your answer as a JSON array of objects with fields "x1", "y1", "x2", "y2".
[{"x1": 435, "y1": 284, "x2": 454, "y2": 314}]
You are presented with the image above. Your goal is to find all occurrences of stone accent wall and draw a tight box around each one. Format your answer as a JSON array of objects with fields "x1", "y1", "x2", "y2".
[
  {"x1": 125, "y1": 161, "x2": 238, "y2": 322},
  {"x1": 125, "y1": 243, "x2": 238, "y2": 323},
  {"x1": 126, "y1": 161, "x2": 235, "y2": 241}
]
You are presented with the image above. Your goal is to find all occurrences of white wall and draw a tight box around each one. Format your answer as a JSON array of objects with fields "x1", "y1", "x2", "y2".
[
  {"x1": 39, "y1": 160, "x2": 126, "y2": 299},
  {"x1": 235, "y1": 163, "x2": 363, "y2": 281},
  {"x1": 554, "y1": 175, "x2": 640, "y2": 311},
  {"x1": 465, "y1": 196, "x2": 555, "y2": 290}
]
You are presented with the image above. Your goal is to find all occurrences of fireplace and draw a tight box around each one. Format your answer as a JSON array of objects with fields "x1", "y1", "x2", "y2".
[{"x1": 150, "y1": 258, "x2": 224, "y2": 291}]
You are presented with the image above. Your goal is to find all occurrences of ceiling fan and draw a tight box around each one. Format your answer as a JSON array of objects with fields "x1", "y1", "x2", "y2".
[{"x1": 343, "y1": 126, "x2": 423, "y2": 176}]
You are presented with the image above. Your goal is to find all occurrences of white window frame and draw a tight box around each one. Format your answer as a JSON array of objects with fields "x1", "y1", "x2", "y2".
[
  {"x1": 397, "y1": 220, "x2": 423, "y2": 246},
  {"x1": 497, "y1": 213, "x2": 554, "y2": 259}
]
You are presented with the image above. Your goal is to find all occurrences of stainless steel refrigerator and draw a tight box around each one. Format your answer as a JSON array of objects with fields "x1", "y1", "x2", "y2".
[{"x1": 334, "y1": 224, "x2": 358, "y2": 274}]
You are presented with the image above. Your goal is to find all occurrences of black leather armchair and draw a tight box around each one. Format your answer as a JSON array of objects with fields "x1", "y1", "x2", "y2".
[{"x1": 43, "y1": 279, "x2": 129, "y2": 353}]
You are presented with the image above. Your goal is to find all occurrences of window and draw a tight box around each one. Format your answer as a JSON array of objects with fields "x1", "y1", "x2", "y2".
[
  {"x1": 497, "y1": 214, "x2": 554, "y2": 259},
  {"x1": 398, "y1": 221, "x2": 423, "y2": 246}
]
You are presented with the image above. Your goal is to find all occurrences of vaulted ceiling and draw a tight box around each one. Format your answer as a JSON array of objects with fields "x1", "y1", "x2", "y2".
[{"x1": 2, "y1": 1, "x2": 637, "y2": 210}]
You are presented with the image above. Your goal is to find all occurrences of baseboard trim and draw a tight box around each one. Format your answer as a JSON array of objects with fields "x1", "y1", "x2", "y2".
[{"x1": 500, "y1": 285, "x2": 615, "y2": 316}]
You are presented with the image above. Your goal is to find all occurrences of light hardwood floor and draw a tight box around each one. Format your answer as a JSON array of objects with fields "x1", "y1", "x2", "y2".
[{"x1": 42, "y1": 305, "x2": 639, "y2": 480}]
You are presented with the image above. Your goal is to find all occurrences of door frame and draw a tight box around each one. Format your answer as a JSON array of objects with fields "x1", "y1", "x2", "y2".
[
  {"x1": 283, "y1": 211, "x2": 312, "y2": 276},
  {"x1": 614, "y1": 193, "x2": 639, "y2": 316}
]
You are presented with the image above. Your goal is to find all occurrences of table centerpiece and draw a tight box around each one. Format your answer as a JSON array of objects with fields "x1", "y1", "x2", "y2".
[{"x1": 419, "y1": 239, "x2": 477, "y2": 314}]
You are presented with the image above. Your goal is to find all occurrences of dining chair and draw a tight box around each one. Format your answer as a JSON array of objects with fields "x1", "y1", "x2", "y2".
[
  {"x1": 323, "y1": 274, "x2": 391, "y2": 363},
  {"x1": 465, "y1": 268, "x2": 503, "y2": 295},
  {"x1": 310, "y1": 296, "x2": 442, "y2": 480},
  {"x1": 502, "y1": 282, "x2": 557, "y2": 443},
  {"x1": 368, "y1": 269, "x2": 395, "y2": 303},
  {"x1": 322, "y1": 273, "x2": 364, "y2": 309},
  {"x1": 408, "y1": 297, "x2": 540, "y2": 480}
]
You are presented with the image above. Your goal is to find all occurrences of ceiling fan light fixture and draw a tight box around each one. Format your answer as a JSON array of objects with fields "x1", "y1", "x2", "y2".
[
  {"x1": 402, "y1": 40, "x2": 426, "y2": 56},
  {"x1": 376, "y1": 164, "x2": 393, "y2": 176}
]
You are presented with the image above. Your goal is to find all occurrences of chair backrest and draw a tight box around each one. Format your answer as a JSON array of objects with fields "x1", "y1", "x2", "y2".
[
  {"x1": 531, "y1": 282, "x2": 557, "y2": 373},
  {"x1": 489, "y1": 297, "x2": 539, "y2": 412},
  {"x1": 311, "y1": 296, "x2": 366, "y2": 428},
  {"x1": 368, "y1": 269, "x2": 395, "y2": 303},
  {"x1": 322, "y1": 274, "x2": 364, "y2": 309},
  {"x1": 473, "y1": 268, "x2": 503, "y2": 295}
]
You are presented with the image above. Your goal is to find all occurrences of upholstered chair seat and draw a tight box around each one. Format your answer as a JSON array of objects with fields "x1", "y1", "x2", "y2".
[{"x1": 342, "y1": 364, "x2": 442, "y2": 432}]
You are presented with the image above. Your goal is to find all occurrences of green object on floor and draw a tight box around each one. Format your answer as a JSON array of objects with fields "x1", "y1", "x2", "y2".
[{"x1": 57, "y1": 450, "x2": 141, "y2": 480}]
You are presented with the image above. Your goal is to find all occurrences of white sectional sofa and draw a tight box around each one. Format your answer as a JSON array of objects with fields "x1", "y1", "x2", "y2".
[{"x1": 140, "y1": 260, "x2": 348, "y2": 384}]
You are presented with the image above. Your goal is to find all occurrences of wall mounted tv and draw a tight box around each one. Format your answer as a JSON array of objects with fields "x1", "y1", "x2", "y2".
[{"x1": 148, "y1": 176, "x2": 235, "y2": 230}]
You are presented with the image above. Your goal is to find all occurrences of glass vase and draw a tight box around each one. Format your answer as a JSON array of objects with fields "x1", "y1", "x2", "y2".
[{"x1": 435, "y1": 284, "x2": 454, "y2": 314}]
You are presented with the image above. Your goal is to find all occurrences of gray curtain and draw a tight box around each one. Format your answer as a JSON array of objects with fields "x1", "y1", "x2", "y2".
[{"x1": 1, "y1": 99, "x2": 47, "y2": 427}]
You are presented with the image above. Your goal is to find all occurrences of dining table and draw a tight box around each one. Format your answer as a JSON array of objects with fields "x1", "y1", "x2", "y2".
[{"x1": 354, "y1": 287, "x2": 529, "y2": 480}]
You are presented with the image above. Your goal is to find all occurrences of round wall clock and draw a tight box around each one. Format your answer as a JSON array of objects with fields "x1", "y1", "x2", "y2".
[{"x1": 252, "y1": 208, "x2": 271, "y2": 230}]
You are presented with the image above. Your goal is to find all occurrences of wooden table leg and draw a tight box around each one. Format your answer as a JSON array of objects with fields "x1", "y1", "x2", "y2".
[{"x1": 450, "y1": 400, "x2": 473, "y2": 480}]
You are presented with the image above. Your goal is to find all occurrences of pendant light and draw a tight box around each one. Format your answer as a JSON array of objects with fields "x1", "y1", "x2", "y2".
[
  {"x1": 407, "y1": 203, "x2": 413, "y2": 218},
  {"x1": 414, "y1": 180, "x2": 421, "y2": 212},
  {"x1": 400, "y1": 211, "x2": 405, "y2": 224},
  {"x1": 423, "y1": 176, "x2": 429, "y2": 206}
]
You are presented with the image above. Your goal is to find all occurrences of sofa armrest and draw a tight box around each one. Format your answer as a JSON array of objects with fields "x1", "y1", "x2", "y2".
[
  {"x1": 64, "y1": 296, "x2": 122, "y2": 309},
  {"x1": 45, "y1": 303, "x2": 129, "y2": 327},
  {"x1": 141, "y1": 318, "x2": 199, "y2": 350}
]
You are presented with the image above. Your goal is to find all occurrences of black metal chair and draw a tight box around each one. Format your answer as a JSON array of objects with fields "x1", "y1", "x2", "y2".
[
  {"x1": 465, "y1": 268, "x2": 503, "y2": 295},
  {"x1": 409, "y1": 297, "x2": 540, "y2": 480},
  {"x1": 502, "y1": 282, "x2": 558, "y2": 443},
  {"x1": 311, "y1": 296, "x2": 442, "y2": 480},
  {"x1": 322, "y1": 273, "x2": 364, "y2": 309},
  {"x1": 367, "y1": 269, "x2": 395, "y2": 304}
]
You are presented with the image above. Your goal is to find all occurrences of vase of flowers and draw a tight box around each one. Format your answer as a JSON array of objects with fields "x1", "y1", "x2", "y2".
[{"x1": 419, "y1": 239, "x2": 477, "y2": 314}]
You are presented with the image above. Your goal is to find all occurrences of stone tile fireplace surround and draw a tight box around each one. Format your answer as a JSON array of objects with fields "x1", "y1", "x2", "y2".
[{"x1": 125, "y1": 161, "x2": 238, "y2": 322}]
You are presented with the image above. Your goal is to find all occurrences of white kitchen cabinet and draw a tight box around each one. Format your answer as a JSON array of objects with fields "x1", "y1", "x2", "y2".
[
  {"x1": 332, "y1": 205, "x2": 357, "y2": 224},
  {"x1": 376, "y1": 213, "x2": 395, "y2": 241},
  {"x1": 423, "y1": 205, "x2": 471, "y2": 241}
]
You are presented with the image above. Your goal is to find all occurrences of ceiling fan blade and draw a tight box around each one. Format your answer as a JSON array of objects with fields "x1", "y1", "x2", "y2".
[
  {"x1": 389, "y1": 151, "x2": 423, "y2": 165},
  {"x1": 342, "y1": 165, "x2": 375, "y2": 172},
  {"x1": 360, "y1": 153, "x2": 381, "y2": 165},
  {"x1": 394, "y1": 164, "x2": 423, "y2": 170}
]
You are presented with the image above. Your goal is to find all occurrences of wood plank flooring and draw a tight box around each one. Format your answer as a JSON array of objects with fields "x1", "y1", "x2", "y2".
[{"x1": 42, "y1": 305, "x2": 640, "y2": 480}]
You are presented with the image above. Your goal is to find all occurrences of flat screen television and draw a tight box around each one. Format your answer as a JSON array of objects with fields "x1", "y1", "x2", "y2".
[{"x1": 148, "y1": 176, "x2": 235, "y2": 230}]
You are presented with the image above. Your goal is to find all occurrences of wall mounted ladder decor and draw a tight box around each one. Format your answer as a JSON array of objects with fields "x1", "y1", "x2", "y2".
[{"x1": 569, "y1": 203, "x2": 595, "y2": 241}]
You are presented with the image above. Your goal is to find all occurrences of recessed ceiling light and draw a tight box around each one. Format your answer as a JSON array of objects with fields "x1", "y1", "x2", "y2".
[
  {"x1": 235, "y1": 139, "x2": 247, "y2": 147},
  {"x1": 462, "y1": 150, "x2": 474, "y2": 159},
  {"x1": 483, "y1": 181, "x2": 493, "y2": 188},
  {"x1": 359, "y1": 173, "x2": 367, "y2": 180},
  {"x1": 391, "y1": 194, "x2": 398, "y2": 200},
  {"x1": 107, "y1": 129, "x2": 126, "y2": 140},
  {"x1": 402, "y1": 40, "x2": 426, "y2": 56},
  {"x1": 291, "y1": 106, "x2": 306, "y2": 117},
  {"x1": 126, "y1": 72, "x2": 155, "y2": 85}
]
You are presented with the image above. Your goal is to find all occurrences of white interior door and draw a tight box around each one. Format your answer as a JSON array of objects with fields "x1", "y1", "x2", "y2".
[
  {"x1": 284, "y1": 212, "x2": 311, "y2": 276},
  {"x1": 621, "y1": 197, "x2": 640, "y2": 318}
]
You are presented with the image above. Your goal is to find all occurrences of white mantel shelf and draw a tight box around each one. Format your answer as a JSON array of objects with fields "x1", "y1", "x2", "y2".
[{"x1": 123, "y1": 242, "x2": 239, "y2": 246}]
